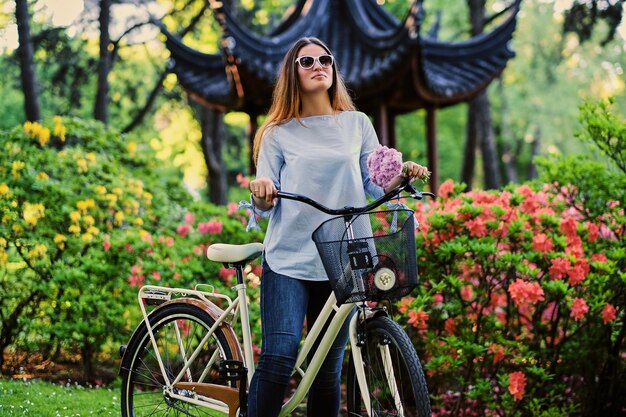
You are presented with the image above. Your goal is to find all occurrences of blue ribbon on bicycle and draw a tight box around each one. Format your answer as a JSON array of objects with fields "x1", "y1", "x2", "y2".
[
  {"x1": 239, "y1": 196, "x2": 261, "y2": 231},
  {"x1": 385, "y1": 201, "x2": 411, "y2": 233}
]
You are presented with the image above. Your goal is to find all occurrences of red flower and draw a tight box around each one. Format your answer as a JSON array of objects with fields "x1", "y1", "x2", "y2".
[
  {"x1": 567, "y1": 261, "x2": 588, "y2": 286},
  {"x1": 586, "y1": 222, "x2": 599, "y2": 243},
  {"x1": 570, "y1": 298, "x2": 589, "y2": 321},
  {"x1": 184, "y1": 212, "x2": 195, "y2": 224},
  {"x1": 601, "y1": 304, "x2": 617, "y2": 324},
  {"x1": 466, "y1": 217, "x2": 488, "y2": 237},
  {"x1": 549, "y1": 257, "x2": 571, "y2": 280},
  {"x1": 438, "y1": 179, "x2": 454, "y2": 199},
  {"x1": 176, "y1": 224, "x2": 191, "y2": 237},
  {"x1": 508, "y1": 279, "x2": 544, "y2": 309},
  {"x1": 560, "y1": 217, "x2": 578, "y2": 238},
  {"x1": 407, "y1": 309, "x2": 429, "y2": 333},
  {"x1": 532, "y1": 233, "x2": 553, "y2": 252},
  {"x1": 488, "y1": 344, "x2": 505, "y2": 364},
  {"x1": 508, "y1": 371, "x2": 527, "y2": 401},
  {"x1": 102, "y1": 240, "x2": 111, "y2": 252},
  {"x1": 198, "y1": 220, "x2": 224, "y2": 234}
]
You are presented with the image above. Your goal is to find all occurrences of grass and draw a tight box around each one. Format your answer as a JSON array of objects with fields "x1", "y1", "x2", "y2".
[{"x1": 0, "y1": 378, "x2": 120, "y2": 416}]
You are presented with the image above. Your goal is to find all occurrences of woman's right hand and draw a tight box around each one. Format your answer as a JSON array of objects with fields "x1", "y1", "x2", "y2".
[{"x1": 249, "y1": 177, "x2": 278, "y2": 207}]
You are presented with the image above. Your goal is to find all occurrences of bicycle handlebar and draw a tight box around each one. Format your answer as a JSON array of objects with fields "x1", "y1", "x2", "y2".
[{"x1": 276, "y1": 178, "x2": 436, "y2": 216}]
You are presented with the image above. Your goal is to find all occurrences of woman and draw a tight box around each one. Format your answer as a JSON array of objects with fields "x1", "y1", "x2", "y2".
[{"x1": 247, "y1": 37, "x2": 428, "y2": 417}]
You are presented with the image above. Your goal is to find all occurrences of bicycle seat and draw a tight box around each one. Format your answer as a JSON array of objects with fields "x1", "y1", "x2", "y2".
[{"x1": 207, "y1": 242, "x2": 264, "y2": 264}]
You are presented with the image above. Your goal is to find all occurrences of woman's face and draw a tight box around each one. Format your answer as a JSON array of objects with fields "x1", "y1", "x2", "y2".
[{"x1": 295, "y1": 44, "x2": 334, "y2": 95}]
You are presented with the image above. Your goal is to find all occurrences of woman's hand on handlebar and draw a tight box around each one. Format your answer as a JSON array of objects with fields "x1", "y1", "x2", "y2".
[
  {"x1": 383, "y1": 161, "x2": 430, "y2": 193},
  {"x1": 249, "y1": 177, "x2": 278, "y2": 209}
]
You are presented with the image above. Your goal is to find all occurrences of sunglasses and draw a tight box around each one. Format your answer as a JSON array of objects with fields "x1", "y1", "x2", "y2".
[{"x1": 295, "y1": 54, "x2": 334, "y2": 70}]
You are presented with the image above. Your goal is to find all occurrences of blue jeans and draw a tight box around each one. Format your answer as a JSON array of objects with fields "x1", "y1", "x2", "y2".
[{"x1": 247, "y1": 262, "x2": 353, "y2": 417}]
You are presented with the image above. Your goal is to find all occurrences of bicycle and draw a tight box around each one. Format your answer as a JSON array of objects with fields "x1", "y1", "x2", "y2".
[{"x1": 119, "y1": 178, "x2": 434, "y2": 417}]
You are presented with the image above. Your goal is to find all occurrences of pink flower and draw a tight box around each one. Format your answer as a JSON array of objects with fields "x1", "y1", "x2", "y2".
[
  {"x1": 432, "y1": 292, "x2": 444, "y2": 307},
  {"x1": 367, "y1": 145, "x2": 403, "y2": 188},
  {"x1": 151, "y1": 271, "x2": 161, "y2": 281},
  {"x1": 228, "y1": 203, "x2": 238, "y2": 215},
  {"x1": 560, "y1": 217, "x2": 578, "y2": 238},
  {"x1": 466, "y1": 217, "x2": 488, "y2": 237},
  {"x1": 166, "y1": 236, "x2": 174, "y2": 247},
  {"x1": 438, "y1": 179, "x2": 454, "y2": 199},
  {"x1": 532, "y1": 233, "x2": 553, "y2": 252},
  {"x1": 508, "y1": 279, "x2": 544, "y2": 309},
  {"x1": 567, "y1": 261, "x2": 588, "y2": 286},
  {"x1": 184, "y1": 212, "x2": 195, "y2": 224},
  {"x1": 586, "y1": 222, "x2": 599, "y2": 243},
  {"x1": 549, "y1": 257, "x2": 571, "y2": 280},
  {"x1": 508, "y1": 371, "x2": 527, "y2": 401},
  {"x1": 570, "y1": 298, "x2": 589, "y2": 321},
  {"x1": 460, "y1": 285, "x2": 475, "y2": 301},
  {"x1": 198, "y1": 220, "x2": 223, "y2": 235},
  {"x1": 407, "y1": 309, "x2": 429, "y2": 332},
  {"x1": 601, "y1": 304, "x2": 617, "y2": 324},
  {"x1": 176, "y1": 224, "x2": 191, "y2": 237},
  {"x1": 591, "y1": 253, "x2": 607, "y2": 263},
  {"x1": 236, "y1": 173, "x2": 250, "y2": 188},
  {"x1": 103, "y1": 240, "x2": 111, "y2": 252},
  {"x1": 219, "y1": 267, "x2": 236, "y2": 283}
]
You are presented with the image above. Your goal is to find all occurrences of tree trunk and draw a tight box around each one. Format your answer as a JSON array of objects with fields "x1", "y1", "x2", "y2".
[
  {"x1": 464, "y1": 0, "x2": 502, "y2": 189},
  {"x1": 196, "y1": 105, "x2": 228, "y2": 205},
  {"x1": 15, "y1": 0, "x2": 41, "y2": 122},
  {"x1": 94, "y1": 0, "x2": 111, "y2": 124}
]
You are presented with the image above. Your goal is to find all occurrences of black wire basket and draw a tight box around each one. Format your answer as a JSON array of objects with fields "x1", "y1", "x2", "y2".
[{"x1": 312, "y1": 209, "x2": 418, "y2": 305}]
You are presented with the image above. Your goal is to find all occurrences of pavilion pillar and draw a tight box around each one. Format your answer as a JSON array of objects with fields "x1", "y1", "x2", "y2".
[
  {"x1": 426, "y1": 106, "x2": 439, "y2": 193},
  {"x1": 248, "y1": 113, "x2": 258, "y2": 175},
  {"x1": 374, "y1": 103, "x2": 390, "y2": 147}
]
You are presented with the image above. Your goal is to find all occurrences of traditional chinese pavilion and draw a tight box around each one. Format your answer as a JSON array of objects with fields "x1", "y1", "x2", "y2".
[{"x1": 159, "y1": 0, "x2": 521, "y2": 191}]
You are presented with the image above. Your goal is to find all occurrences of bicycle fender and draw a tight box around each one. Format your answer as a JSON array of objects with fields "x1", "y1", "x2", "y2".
[{"x1": 119, "y1": 298, "x2": 244, "y2": 375}]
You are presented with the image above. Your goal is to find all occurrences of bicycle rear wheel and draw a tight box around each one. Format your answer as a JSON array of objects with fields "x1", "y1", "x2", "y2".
[
  {"x1": 120, "y1": 303, "x2": 237, "y2": 417},
  {"x1": 347, "y1": 316, "x2": 431, "y2": 417}
]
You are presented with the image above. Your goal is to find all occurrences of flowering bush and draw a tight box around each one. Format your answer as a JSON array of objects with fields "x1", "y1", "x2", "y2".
[
  {"x1": 0, "y1": 117, "x2": 263, "y2": 380},
  {"x1": 396, "y1": 100, "x2": 626, "y2": 416}
]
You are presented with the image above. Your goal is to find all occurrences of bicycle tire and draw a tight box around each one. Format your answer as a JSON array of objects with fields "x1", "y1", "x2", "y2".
[
  {"x1": 120, "y1": 303, "x2": 237, "y2": 417},
  {"x1": 347, "y1": 316, "x2": 431, "y2": 417}
]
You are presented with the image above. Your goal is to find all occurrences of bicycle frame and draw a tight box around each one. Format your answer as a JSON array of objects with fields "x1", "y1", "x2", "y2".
[{"x1": 136, "y1": 278, "x2": 379, "y2": 417}]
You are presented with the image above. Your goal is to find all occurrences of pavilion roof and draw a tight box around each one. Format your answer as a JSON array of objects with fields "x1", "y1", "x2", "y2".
[{"x1": 161, "y1": 0, "x2": 521, "y2": 115}]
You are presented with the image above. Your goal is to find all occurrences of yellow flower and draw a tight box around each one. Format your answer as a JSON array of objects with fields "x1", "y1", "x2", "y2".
[
  {"x1": 112, "y1": 187, "x2": 123, "y2": 196},
  {"x1": 28, "y1": 244, "x2": 47, "y2": 259},
  {"x1": 0, "y1": 237, "x2": 6, "y2": 247},
  {"x1": 0, "y1": 251, "x2": 8, "y2": 266},
  {"x1": 85, "y1": 152, "x2": 96, "y2": 163},
  {"x1": 76, "y1": 159, "x2": 88, "y2": 173},
  {"x1": 36, "y1": 172, "x2": 49, "y2": 181},
  {"x1": 54, "y1": 234, "x2": 67, "y2": 250},
  {"x1": 23, "y1": 202, "x2": 45, "y2": 225},
  {"x1": 134, "y1": 217, "x2": 144, "y2": 226},
  {"x1": 38, "y1": 127, "x2": 51, "y2": 146},
  {"x1": 81, "y1": 233, "x2": 94, "y2": 242},
  {"x1": 114, "y1": 211, "x2": 125, "y2": 226},
  {"x1": 82, "y1": 215, "x2": 95, "y2": 226},
  {"x1": 94, "y1": 185, "x2": 107, "y2": 195},
  {"x1": 12, "y1": 224, "x2": 23, "y2": 235},
  {"x1": 105, "y1": 193, "x2": 118, "y2": 208},
  {"x1": 70, "y1": 211, "x2": 81, "y2": 223},
  {"x1": 87, "y1": 226, "x2": 99, "y2": 235},
  {"x1": 12, "y1": 161, "x2": 25, "y2": 180},
  {"x1": 68, "y1": 224, "x2": 81, "y2": 235},
  {"x1": 53, "y1": 116, "x2": 66, "y2": 142},
  {"x1": 0, "y1": 183, "x2": 9, "y2": 196},
  {"x1": 127, "y1": 142, "x2": 137, "y2": 154}
]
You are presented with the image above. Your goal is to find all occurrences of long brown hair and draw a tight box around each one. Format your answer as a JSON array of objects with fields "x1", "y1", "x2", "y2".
[{"x1": 252, "y1": 37, "x2": 355, "y2": 164}]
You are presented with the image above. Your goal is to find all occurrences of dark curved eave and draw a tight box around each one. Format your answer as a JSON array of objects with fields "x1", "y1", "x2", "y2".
[
  {"x1": 416, "y1": 3, "x2": 519, "y2": 103},
  {"x1": 161, "y1": 26, "x2": 238, "y2": 109},
  {"x1": 214, "y1": 0, "x2": 419, "y2": 89}
]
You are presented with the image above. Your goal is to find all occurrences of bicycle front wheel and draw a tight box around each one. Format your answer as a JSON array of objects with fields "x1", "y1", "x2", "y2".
[
  {"x1": 120, "y1": 302, "x2": 238, "y2": 417},
  {"x1": 347, "y1": 316, "x2": 431, "y2": 417}
]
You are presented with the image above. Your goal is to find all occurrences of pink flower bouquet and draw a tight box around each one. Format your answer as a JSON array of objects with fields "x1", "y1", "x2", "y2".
[{"x1": 367, "y1": 145, "x2": 404, "y2": 188}]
